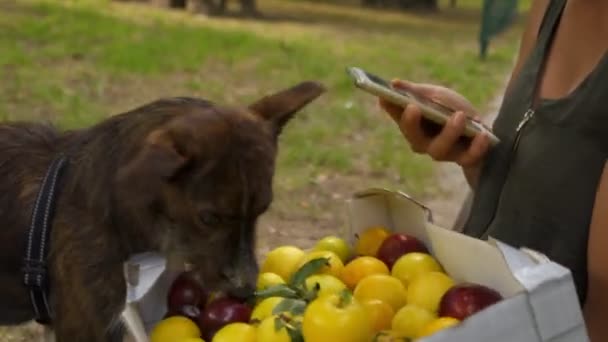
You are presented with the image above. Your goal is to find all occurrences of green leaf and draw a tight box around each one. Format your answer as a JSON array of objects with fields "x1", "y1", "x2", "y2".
[
  {"x1": 286, "y1": 324, "x2": 305, "y2": 342},
  {"x1": 254, "y1": 284, "x2": 299, "y2": 300},
  {"x1": 302, "y1": 281, "x2": 321, "y2": 302},
  {"x1": 272, "y1": 298, "x2": 307, "y2": 317},
  {"x1": 338, "y1": 288, "x2": 353, "y2": 308},
  {"x1": 274, "y1": 315, "x2": 286, "y2": 331},
  {"x1": 289, "y1": 257, "x2": 330, "y2": 288}
]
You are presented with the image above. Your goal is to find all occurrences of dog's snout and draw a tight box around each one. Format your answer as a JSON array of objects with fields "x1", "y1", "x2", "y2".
[{"x1": 228, "y1": 284, "x2": 256, "y2": 301}]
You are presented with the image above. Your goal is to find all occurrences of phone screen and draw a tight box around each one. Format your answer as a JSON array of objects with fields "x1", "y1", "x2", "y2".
[{"x1": 361, "y1": 70, "x2": 455, "y2": 117}]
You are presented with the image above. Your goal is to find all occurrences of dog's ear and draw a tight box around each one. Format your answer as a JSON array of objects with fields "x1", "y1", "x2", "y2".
[
  {"x1": 115, "y1": 128, "x2": 190, "y2": 208},
  {"x1": 249, "y1": 81, "x2": 325, "y2": 136}
]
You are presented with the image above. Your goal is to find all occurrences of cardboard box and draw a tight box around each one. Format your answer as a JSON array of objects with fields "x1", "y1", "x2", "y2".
[
  {"x1": 121, "y1": 188, "x2": 590, "y2": 342},
  {"x1": 344, "y1": 188, "x2": 589, "y2": 342}
]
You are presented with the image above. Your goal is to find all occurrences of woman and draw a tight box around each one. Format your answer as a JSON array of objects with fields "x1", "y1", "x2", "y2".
[{"x1": 378, "y1": 0, "x2": 608, "y2": 340}]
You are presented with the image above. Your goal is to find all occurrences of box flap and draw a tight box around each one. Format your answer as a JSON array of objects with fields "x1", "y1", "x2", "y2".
[
  {"x1": 124, "y1": 252, "x2": 167, "y2": 303},
  {"x1": 425, "y1": 222, "x2": 524, "y2": 296},
  {"x1": 516, "y1": 262, "x2": 587, "y2": 341}
]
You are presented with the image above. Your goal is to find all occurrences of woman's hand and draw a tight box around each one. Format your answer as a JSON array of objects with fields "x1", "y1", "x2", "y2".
[{"x1": 378, "y1": 80, "x2": 492, "y2": 187}]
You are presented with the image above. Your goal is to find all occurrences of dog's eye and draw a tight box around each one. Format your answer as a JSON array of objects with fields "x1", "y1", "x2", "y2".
[{"x1": 199, "y1": 212, "x2": 221, "y2": 226}]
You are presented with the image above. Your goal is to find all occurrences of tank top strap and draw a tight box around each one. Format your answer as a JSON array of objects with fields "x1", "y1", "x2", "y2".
[{"x1": 524, "y1": 0, "x2": 568, "y2": 107}]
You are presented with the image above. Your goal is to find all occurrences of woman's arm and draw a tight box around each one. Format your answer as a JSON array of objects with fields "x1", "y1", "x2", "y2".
[{"x1": 583, "y1": 162, "x2": 608, "y2": 341}]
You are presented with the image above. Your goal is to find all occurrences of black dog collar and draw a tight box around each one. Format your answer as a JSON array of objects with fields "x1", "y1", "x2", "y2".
[{"x1": 22, "y1": 154, "x2": 68, "y2": 325}]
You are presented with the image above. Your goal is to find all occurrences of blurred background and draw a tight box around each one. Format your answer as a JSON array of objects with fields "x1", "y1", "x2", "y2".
[{"x1": 0, "y1": 0, "x2": 529, "y2": 339}]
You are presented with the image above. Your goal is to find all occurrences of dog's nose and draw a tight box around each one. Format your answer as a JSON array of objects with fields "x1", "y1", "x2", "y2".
[{"x1": 228, "y1": 284, "x2": 256, "y2": 301}]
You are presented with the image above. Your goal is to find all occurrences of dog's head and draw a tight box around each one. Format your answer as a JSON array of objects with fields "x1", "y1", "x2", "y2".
[{"x1": 115, "y1": 81, "x2": 325, "y2": 299}]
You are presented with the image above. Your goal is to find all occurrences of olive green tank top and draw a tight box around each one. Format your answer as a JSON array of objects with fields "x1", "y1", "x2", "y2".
[{"x1": 462, "y1": 0, "x2": 608, "y2": 306}]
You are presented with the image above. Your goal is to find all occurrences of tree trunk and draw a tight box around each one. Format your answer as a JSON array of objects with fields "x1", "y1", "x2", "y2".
[
  {"x1": 240, "y1": 0, "x2": 260, "y2": 17},
  {"x1": 186, "y1": 0, "x2": 221, "y2": 15},
  {"x1": 398, "y1": 0, "x2": 437, "y2": 10}
]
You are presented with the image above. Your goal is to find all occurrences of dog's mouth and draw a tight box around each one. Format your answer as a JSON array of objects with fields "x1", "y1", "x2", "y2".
[{"x1": 179, "y1": 257, "x2": 257, "y2": 302}]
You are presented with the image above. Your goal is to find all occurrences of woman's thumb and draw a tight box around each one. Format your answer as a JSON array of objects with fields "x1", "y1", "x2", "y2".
[{"x1": 391, "y1": 79, "x2": 415, "y2": 90}]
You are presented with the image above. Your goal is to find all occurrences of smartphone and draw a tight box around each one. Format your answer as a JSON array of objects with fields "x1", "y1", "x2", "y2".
[{"x1": 346, "y1": 66, "x2": 500, "y2": 146}]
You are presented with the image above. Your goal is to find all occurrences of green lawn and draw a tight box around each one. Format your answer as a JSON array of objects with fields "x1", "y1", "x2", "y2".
[{"x1": 0, "y1": 0, "x2": 527, "y2": 196}]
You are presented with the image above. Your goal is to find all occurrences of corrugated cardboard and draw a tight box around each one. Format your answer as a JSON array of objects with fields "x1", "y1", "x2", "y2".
[{"x1": 121, "y1": 188, "x2": 590, "y2": 342}]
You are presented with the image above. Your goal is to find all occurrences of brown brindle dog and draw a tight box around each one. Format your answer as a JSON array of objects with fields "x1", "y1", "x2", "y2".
[{"x1": 0, "y1": 81, "x2": 325, "y2": 341}]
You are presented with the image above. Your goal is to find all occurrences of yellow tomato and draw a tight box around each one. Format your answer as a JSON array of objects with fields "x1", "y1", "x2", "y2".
[
  {"x1": 211, "y1": 323, "x2": 256, "y2": 342},
  {"x1": 251, "y1": 297, "x2": 284, "y2": 322},
  {"x1": 391, "y1": 304, "x2": 437, "y2": 339},
  {"x1": 391, "y1": 252, "x2": 443, "y2": 288},
  {"x1": 261, "y1": 246, "x2": 306, "y2": 283},
  {"x1": 305, "y1": 274, "x2": 348, "y2": 299},
  {"x1": 298, "y1": 250, "x2": 344, "y2": 278},
  {"x1": 256, "y1": 272, "x2": 286, "y2": 291},
  {"x1": 313, "y1": 236, "x2": 352, "y2": 263},
  {"x1": 150, "y1": 316, "x2": 201, "y2": 342},
  {"x1": 302, "y1": 293, "x2": 373, "y2": 342},
  {"x1": 373, "y1": 330, "x2": 408, "y2": 341},
  {"x1": 360, "y1": 299, "x2": 395, "y2": 332},
  {"x1": 417, "y1": 317, "x2": 460, "y2": 338},
  {"x1": 353, "y1": 274, "x2": 408, "y2": 312},
  {"x1": 341, "y1": 256, "x2": 390, "y2": 289},
  {"x1": 179, "y1": 339, "x2": 206, "y2": 342},
  {"x1": 354, "y1": 226, "x2": 391, "y2": 257},
  {"x1": 406, "y1": 271, "x2": 455, "y2": 313},
  {"x1": 256, "y1": 316, "x2": 291, "y2": 342}
]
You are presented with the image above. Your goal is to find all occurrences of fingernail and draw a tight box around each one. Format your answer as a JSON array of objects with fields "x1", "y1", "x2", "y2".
[{"x1": 452, "y1": 111, "x2": 463, "y2": 123}]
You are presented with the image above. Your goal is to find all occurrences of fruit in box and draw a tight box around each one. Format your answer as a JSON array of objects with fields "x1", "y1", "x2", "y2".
[
  {"x1": 304, "y1": 274, "x2": 348, "y2": 298},
  {"x1": 210, "y1": 322, "x2": 256, "y2": 342},
  {"x1": 353, "y1": 274, "x2": 408, "y2": 312},
  {"x1": 391, "y1": 304, "x2": 436, "y2": 339},
  {"x1": 261, "y1": 245, "x2": 306, "y2": 282},
  {"x1": 167, "y1": 271, "x2": 207, "y2": 311},
  {"x1": 354, "y1": 226, "x2": 391, "y2": 257},
  {"x1": 360, "y1": 299, "x2": 395, "y2": 332},
  {"x1": 417, "y1": 317, "x2": 461, "y2": 338},
  {"x1": 251, "y1": 297, "x2": 284, "y2": 321},
  {"x1": 257, "y1": 272, "x2": 286, "y2": 291},
  {"x1": 377, "y1": 233, "x2": 429, "y2": 269},
  {"x1": 257, "y1": 315, "x2": 292, "y2": 342},
  {"x1": 302, "y1": 291, "x2": 373, "y2": 342},
  {"x1": 297, "y1": 250, "x2": 344, "y2": 278},
  {"x1": 312, "y1": 236, "x2": 352, "y2": 263},
  {"x1": 199, "y1": 297, "x2": 253, "y2": 341},
  {"x1": 391, "y1": 252, "x2": 443, "y2": 288},
  {"x1": 150, "y1": 316, "x2": 201, "y2": 342},
  {"x1": 341, "y1": 256, "x2": 390, "y2": 290},
  {"x1": 152, "y1": 226, "x2": 506, "y2": 341},
  {"x1": 406, "y1": 271, "x2": 455, "y2": 313},
  {"x1": 438, "y1": 283, "x2": 503, "y2": 320}
]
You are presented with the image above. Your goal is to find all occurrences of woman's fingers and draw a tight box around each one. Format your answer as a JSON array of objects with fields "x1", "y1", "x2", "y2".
[
  {"x1": 392, "y1": 79, "x2": 439, "y2": 100},
  {"x1": 399, "y1": 104, "x2": 430, "y2": 153},
  {"x1": 456, "y1": 131, "x2": 491, "y2": 167},
  {"x1": 426, "y1": 111, "x2": 467, "y2": 160},
  {"x1": 378, "y1": 98, "x2": 403, "y2": 122}
]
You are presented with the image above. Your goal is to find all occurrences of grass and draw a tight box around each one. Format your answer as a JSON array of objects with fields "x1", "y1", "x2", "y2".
[{"x1": 0, "y1": 0, "x2": 528, "y2": 197}]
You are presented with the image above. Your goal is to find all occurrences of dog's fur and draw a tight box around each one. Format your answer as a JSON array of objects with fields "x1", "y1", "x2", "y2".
[{"x1": 0, "y1": 81, "x2": 325, "y2": 341}]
